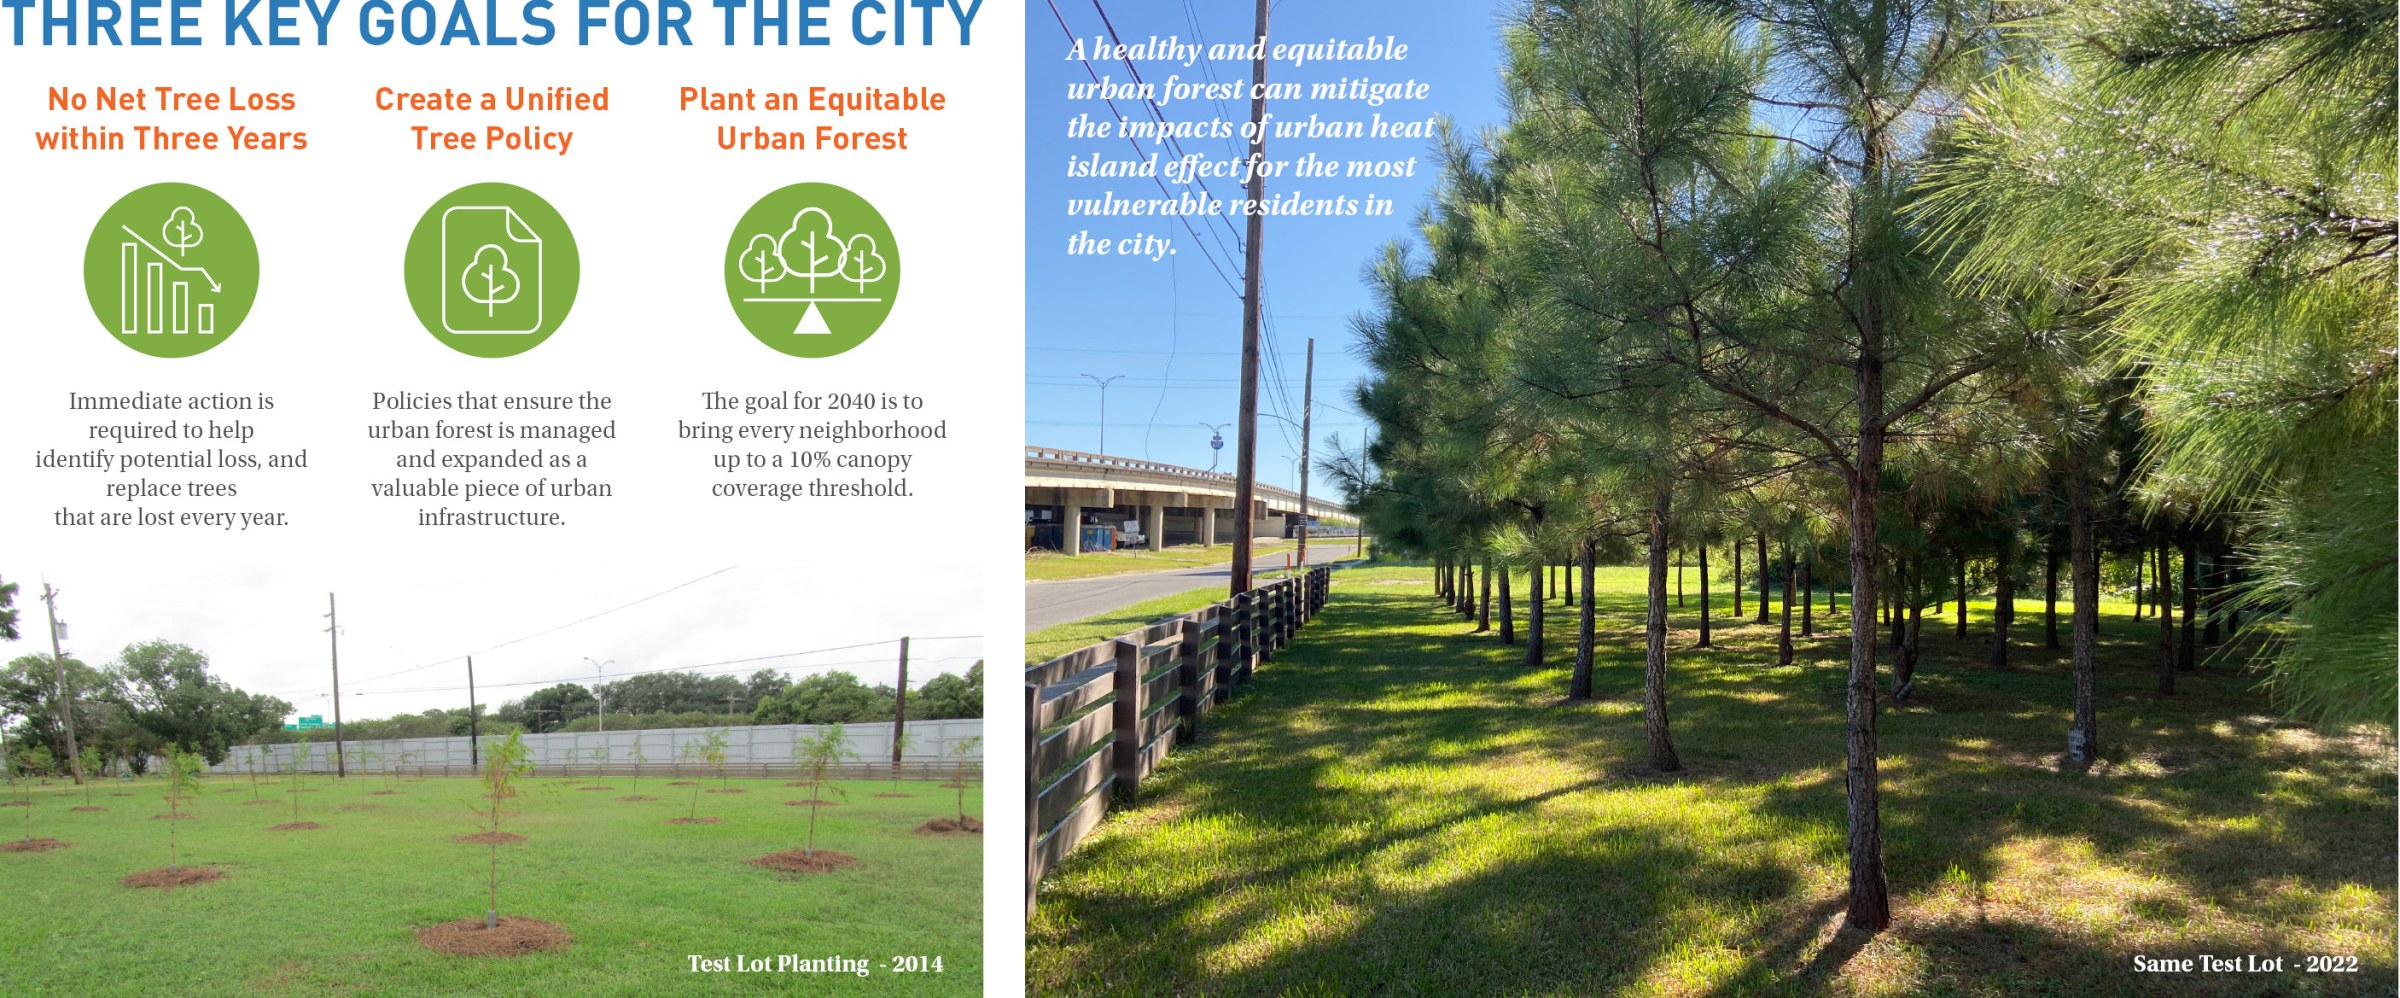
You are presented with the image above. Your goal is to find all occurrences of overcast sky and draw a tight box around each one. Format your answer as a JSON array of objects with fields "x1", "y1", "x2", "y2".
[{"x1": 1, "y1": 556, "x2": 983, "y2": 723}]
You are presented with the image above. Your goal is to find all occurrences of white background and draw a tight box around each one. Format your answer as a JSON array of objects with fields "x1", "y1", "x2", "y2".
[{"x1": 0, "y1": 14, "x2": 1025, "y2": 991}]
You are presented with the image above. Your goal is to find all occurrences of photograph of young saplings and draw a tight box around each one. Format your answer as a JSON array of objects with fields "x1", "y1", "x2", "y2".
[{"x1": 0, "y1": 625, "x2": 985, "y2": 996}]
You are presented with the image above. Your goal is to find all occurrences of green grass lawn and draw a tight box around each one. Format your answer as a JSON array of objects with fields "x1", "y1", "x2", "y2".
[
  {"x1": 0, "y1": 773, "x2": 981, "y2": 996},
  {"x1": 1025, "y1": 540, "x2": 1303, "y2": 582},
  {"x1": 1025, "y1": 566, "x2": 1324, "y2": 665},
  {"x1": 1027, "y1": 564, "x2": 2395, "y2": 996}
]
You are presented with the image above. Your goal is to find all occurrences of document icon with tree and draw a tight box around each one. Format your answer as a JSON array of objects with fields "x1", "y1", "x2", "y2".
[{"x1": 440, "y1": 206, "x2": 543, "y2": 335}]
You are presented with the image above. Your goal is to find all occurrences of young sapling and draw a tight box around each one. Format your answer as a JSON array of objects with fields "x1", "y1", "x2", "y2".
[
  {"x1": 478, "y1": 732, "x2": 533, "y2": 929},
  {"x1": 948, "y1": 736, "x2": 981, "y2": 825},
  {"x1": 688, "y1": 730, "x2": 729, "y2": 820},
  {"x1": 792, "y1": 724, "x2": 855, "y2": 857},
  {"x1": 163, "y1": 748, "x2": 203, "y2": 871}
]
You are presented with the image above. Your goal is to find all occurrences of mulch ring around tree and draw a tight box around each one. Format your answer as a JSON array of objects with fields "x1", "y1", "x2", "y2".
[
  {"x1": 121, "y1": 866, "x2": 221, "y2": 889},
  {"x1": 665, "y1": 817, "x2": 722, "y2": 825},
  {"x1": 0, "y1": 838, "x2": 69, "y2": 853},
  {"x1": 70, "y1": 806, "x2": 107, "y2": 812},
  {"x1": 749, "y1": 850, "x2": 859, "y2": 875},
  {"x1": 703, "y1": 788, "x2": 748, "y2": 794},
  {"x1": 914, "y1": 818, "x2": 983, "y2": 836},
  {"x1": 938, "y1": 782, "x2": 970, "y2": 789},
  {"x1": 453, "y1": 832, "x2": 525, "y2": 845},
  {"x1": 781, "y1": 800, "x2": 842, "y2": 807},
  {"x1": 370, "y1": 790, "x2": 405, "y2": 796},
  {"x1": 616, "y1": 796, "x2": 658, "y2": 802},
  {"x1": 0, "y1": 801, "x2": 27, "y2": 807},
  {"x1": 242, "y1": 799, "x2": 280, "y2": 806},
  {"x1": 666, "y1": 781, "x2": 698, "y2": 786},
  {"x1": 340, "y1": 804, "x2": 383, "y2": 812},
  {"x1": 415, "y1": 917, "x2": 571, "y2": 957},
  {"x1": 152, "y1": 813, "x2": 197, "y2": 821},
  {"x1": 268, "y1": 822, "x2": 323, "y2": 831},
  {"x1": 781, "y1": 781, "x2": 817, "y2": 787}
]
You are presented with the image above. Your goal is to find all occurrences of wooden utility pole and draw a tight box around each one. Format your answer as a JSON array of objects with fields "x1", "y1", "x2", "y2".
[
  {"x1": 1230, "y1": 0, "x2": 1270, "y2": 596},
  {"x1": 467, "y1": 656, "x2": 480, "y2": 770},
  {"x1": 890, "y1": 636, "x2": 910, "y2": 777},
  {"x1": 326, "y1": 593, "x2": 345, "y2": 778},
  {"x1": 1296, "y1": 337, "x2": 1314, "y2": 567},
  {"x1": 40, "y1": 584, "x2": 85, "y2": 786}
]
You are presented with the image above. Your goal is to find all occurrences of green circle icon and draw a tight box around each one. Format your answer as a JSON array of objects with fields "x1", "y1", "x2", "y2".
[
  {"x1": 83, "y1": 183, "x2": 260, "y2": 358},
  {"x1": 402, "y1": 183, "x2": 580, "y2": 358},
  {"x1": 724, "y1": 183, "x2": 899, "y2": 357}
]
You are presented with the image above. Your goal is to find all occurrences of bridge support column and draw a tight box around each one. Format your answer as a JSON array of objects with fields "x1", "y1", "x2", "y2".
[
  {"x1": 1061, "y1": 503, "x2": 1081, "y2": 556},
  {"x1": 1147, "y1": 504, "x2": 1165, "y2": 551},
  {"x1": 1201, "y1": 507, "x2": 1217, "y2": 547}
]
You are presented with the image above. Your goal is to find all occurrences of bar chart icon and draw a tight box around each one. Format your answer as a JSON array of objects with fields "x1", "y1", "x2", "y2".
[
  {"x1": 116, "y1": 215, "x2": 223, "y2": 336},
  {"x1": 85, "y1": 184, "x2": 255, "y2": 358}
]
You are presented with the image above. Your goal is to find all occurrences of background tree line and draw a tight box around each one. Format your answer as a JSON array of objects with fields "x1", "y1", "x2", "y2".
[{"x1": 2, "y1": 640, "x2": 290, "y2": 776}]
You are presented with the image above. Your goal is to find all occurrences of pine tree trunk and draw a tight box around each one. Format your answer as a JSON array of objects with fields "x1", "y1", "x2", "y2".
[
  {"x1": 1499, "y1": 562, "x2": 1515, "y2": 645},
  {"x1": 1571, "y1": 540, "x2": 1597, "y2": 700},
  {"x1": 2044, "y1": 545, "x2": 2061, "y2": 651},
  {"x1": 1889, "y1": 565, "x2": 1906, "y2": 660},
  {"x1": 1842, "y1": 389, "x2": 1891, "y2": 932},
  {"x1": 1734, "y1": 542, "x2": 1744, "y2": 617},
  {"x1": 1778, "y1": 543, "x2": 1795, "y2": 665},
  {"x1": 1954, "y1": 555, "x2": 1969, "y2": 639},
  {"x1": 1526, "y1": 556, "x2": 1544, "y2": 667},
  {"x1": 1563, "y1": 559, "x2": 1575, "y2": 606},
  {"x1": 1757, "y1": 533, "x2": 1770, "y2": 624},
  {"x1": 2068, "y1": 465, "x2": 2100, "y2": 765},
  {"x1": 2156, "y1": 541, "x2": 2176, "y2": 695},
  {"x1": 1676, "y1": 549, "x2": 1685, "y2": 608},
  {"x1": 1697, "y1": 543, "x2": 1713, "y2": 649},
  {"x1": 2202, "y1": 547, "x2": 2222, "y2": 646},
  {"x1": 1989, "y1": 542, "x2": 2014, "y2": 670},
  {"x1": 1644, "y1": 490, "x2": 1680, "y2": 772},
  {"x1": 1801, "y1": 558, "x2": 1814, "y2": 638},
  {"x1": 2178, "y1": 536, "x2": 2198, "y2": 671},
  {"x1": 1477, "y1": 555, "x2": 1492, "y2": 632},
  {"x1": 2133, "y1": 549, "x2": 2144, "y2": 620},
  {"x1": 1459, "y1": 559, "x2": 1476, "y2": 619}
]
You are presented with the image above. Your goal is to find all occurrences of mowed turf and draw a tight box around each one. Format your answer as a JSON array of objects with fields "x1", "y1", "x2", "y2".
[
  {"x1": 1025, "y1": 541, "x2": 1299, "y2": 582},
  {"x1": 1027, "y1": 564, "x2": 2396, "y2": 997},
  {"x1": 0, "y1": 773, "x2": 981, "y2": 996}
]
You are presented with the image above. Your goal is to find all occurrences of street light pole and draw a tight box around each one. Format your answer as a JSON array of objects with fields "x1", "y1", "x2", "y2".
[
  {"x1": 584, "y1": 657, "x2": 613, "y2": 734},
  {"x1": 1079, "y1": 374, "x2": 1126, "y2": 456},
  {"x1": 1298, "y1": 337, "x2": 1314, "y2": 566}
]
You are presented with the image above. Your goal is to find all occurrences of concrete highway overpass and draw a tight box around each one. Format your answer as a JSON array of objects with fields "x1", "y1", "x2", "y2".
[{"x1": 1026, "y1": 446, "x2": 1353, "y2": 556}]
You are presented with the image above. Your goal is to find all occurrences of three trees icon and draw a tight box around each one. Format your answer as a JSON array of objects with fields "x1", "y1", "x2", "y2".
[
  {"x1": 461, "y1": 245, "x2": 521, "y2": 318},
  {"x1": 737, "y1": 207, "x2": 888, "y2": 298}
]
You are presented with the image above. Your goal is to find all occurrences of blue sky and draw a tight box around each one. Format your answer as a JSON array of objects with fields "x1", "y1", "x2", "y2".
[{"x1": 1025, "y1": 0, "x2": 1512, "y2": 493}]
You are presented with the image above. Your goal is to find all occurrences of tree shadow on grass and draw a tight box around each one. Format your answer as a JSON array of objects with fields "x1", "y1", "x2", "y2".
[{"x1": 1032, "y1": 576, "x2": 2395, "y2": 996}]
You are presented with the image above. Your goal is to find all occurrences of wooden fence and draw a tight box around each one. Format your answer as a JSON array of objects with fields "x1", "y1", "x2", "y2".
[{"x1": 1024, "y1": 566, "x2": 1333, "y2": 915}]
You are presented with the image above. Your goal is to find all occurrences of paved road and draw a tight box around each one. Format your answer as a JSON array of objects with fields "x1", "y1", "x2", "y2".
[{"x1": 1026, "y1": 541, "x2": 1363, "y2": 631}]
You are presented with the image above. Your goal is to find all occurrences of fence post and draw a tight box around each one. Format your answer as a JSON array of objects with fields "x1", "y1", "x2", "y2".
[
  {"x1": 1111, "y1": 639, "x2": 1143, "y2": 802},
  {"x1": 1236, "y1": 591, "x2": 1257, "y2": 682},
  {"x1": 1024, "y1": 680, "x2": 1040, "y2": 919},
  {"x1": 1214, "y1": 600, "x2": 1238, "y2": 702},
  {"x1": 1178, "y1": 614, "x2": 1205, "y2": 743}
]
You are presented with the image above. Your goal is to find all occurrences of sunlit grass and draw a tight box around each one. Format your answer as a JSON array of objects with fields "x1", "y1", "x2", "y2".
[
  {"x1": 1028, "y1": 564, "x2": 2395, "y2": 996},
  {"x1": 0, "y1": 775, "x2": 980, "y2": 995}
]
